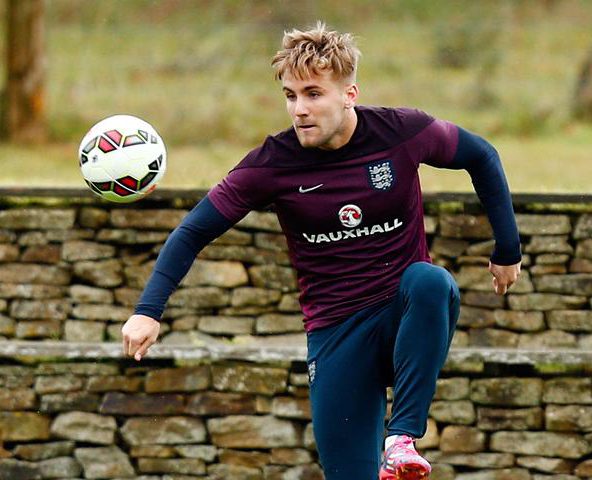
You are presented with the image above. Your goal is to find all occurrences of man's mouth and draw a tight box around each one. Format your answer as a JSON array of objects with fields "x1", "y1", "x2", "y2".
[{"x1": 298, "y1": 125, "x2": 316, "y2": 131}]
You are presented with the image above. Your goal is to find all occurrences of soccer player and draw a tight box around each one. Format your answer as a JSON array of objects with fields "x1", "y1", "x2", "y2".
[{"x1": 122, "y1": 22, "x2": 522, "y2": 480}]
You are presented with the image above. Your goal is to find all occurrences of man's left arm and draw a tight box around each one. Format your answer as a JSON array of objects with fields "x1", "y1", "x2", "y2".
[{"x1": 425, "y1": 123, "x2": 522, "y2": 295}]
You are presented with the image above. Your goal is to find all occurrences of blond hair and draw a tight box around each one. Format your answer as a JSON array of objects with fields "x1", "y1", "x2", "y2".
[{"x1": 271, "y1": 22, "x2": 360, "y2": 82}]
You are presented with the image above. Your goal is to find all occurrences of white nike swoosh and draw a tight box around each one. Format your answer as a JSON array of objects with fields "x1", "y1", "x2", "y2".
[{"x1": 299, "y1": 183, "x2": 324, "y2": 193}]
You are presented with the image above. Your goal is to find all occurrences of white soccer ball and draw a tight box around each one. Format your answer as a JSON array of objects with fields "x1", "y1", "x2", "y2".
[{"x1": 78, "y1": 114, "x2": 167, "y2": 203}]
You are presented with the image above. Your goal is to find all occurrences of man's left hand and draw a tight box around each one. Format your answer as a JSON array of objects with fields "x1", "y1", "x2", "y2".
[{"x1": 489, "y1": 261, "x2": 521, "y2": 295}]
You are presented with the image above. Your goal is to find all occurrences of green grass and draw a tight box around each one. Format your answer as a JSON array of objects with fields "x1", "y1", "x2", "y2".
[{"x1": 0, "y1": 0, "x2": 591, "y2": 192}]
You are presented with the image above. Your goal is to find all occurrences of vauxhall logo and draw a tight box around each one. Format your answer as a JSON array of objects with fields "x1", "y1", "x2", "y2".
[{"x1": 302, "y1": 204, "x2": 403, "y2": 244}]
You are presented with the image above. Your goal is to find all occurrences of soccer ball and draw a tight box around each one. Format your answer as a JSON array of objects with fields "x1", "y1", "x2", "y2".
[{"x1": 78, "y1": 114, "x2": 167, "y2": 203}]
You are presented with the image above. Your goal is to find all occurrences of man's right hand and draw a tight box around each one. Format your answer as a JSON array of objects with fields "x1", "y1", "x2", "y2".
[{"x1": 121, "y1": 314, "x2": 160, "y2": 361}]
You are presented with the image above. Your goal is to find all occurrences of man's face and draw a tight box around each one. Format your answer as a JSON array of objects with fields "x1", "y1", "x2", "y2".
[{"x1": 282, "y1": 70, "x2": 358, "y2": 150}]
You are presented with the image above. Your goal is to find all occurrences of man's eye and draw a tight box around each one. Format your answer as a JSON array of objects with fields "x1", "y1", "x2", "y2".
[{"x1": 309, "y1": 92, "x2": 320, "y2": 98}]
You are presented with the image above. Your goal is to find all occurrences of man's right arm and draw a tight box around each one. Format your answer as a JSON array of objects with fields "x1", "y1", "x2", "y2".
[{"x1": 122, "y1": 195, "x2": 233, "y2": 360}]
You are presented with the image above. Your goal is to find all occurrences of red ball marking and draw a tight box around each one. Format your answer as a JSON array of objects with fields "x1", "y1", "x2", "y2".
[
  {"x1": 98, "y1": 137, "x2": 116, "y2": 153},
  {"x1": 104, "y1": 130, "x2": 123, "y2": 145}
]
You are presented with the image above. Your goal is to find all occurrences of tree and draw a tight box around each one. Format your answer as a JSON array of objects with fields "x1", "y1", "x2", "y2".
[
  {"x1": 573, "y1": 48, "x2": 592, "y2": 122},
  {"x1": 2, "y1": 0, "x2": 47, "y2": 142}
]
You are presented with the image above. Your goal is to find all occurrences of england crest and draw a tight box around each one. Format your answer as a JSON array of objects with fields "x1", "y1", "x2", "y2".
[{"x1": 367, "y1": 159, "x2": 394, "y2": 191}]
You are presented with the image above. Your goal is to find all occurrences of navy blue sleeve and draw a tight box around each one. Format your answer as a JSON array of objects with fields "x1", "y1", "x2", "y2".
[
  {"x1": 448, "y1": 127, "x2": 522, "y2": 265},
  {"x1": 134, "y1": 196, "x2": 233, "y2": 320}
]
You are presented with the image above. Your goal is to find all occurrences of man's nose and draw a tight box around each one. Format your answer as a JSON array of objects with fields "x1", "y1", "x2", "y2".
[{"x1": 294, "y1": 98, "x2": 309, "y2": 116}]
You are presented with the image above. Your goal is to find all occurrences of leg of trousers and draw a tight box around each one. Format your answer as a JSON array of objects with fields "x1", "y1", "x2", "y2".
[
  {"x1": 307, "y1": 262, "x2": 460, "y2": 479},
  {"x1": 386, "y1": 262, "x2": 461, "y2": 438}
]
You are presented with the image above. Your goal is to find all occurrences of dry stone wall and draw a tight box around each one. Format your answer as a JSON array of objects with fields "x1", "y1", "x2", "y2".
[
  {"x1": 0, "y1": 189, "x2": 592, "y2": 479},
  {"x1": 0, "y1": 190, "x2": 591, "y2": 348},
  {"x1": 0, "y1": 346, "x2": 591, "y2": 480}
]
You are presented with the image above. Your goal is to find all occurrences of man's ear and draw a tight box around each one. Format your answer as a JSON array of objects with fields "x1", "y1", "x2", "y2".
[{"x1": 344, "y1": 83, "x2": 359, "y2": 109}]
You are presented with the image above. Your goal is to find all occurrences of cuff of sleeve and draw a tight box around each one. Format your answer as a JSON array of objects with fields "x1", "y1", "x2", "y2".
[
  {"x1": 490, "y1": 244, "x2": 522, "y2": 266},
  {"x1": 134, "y1": 306, "x2": 163, "y2": 322}
]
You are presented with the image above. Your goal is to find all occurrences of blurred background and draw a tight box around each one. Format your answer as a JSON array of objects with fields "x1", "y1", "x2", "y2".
[{"x1": 0, "y1": 0, "x2": 591, "y2": 192}]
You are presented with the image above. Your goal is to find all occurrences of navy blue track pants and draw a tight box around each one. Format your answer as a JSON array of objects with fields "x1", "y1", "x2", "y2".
[{"x1": 306, "y1": 262, "x2": 461, "y2": 479}]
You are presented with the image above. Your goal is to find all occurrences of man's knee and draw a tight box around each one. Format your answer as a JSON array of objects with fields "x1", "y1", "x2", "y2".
[{"x1": 402, "y1": 262, "x2": 458, "y2": 302}]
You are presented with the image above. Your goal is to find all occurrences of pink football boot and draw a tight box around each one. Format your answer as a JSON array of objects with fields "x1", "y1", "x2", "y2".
[{"x1": 379, "y1": 434, "x2": 431, "y2": 480}]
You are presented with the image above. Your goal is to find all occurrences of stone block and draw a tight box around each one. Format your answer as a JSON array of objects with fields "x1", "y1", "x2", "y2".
[
  {"x1": 440, "y1": 215, "x2": 492, "y2": 239},
  {"x1": 494, "y1": 310, "x2": 545, "y2": 332},
  {"x1": 535, "y1": 274, "x2": 592, "y2": 296},
  {"x1": 575, "y1": 459, "x2": 592, "y2": 477},
  {"x1": 462, "y1": 291, "x2": 506, "y2": 309},
  {"x1": 114, "y1": 287, "x2": 141, "y2": 306},
  {"x1": 15, "y1": 321, "x2": 61, "y2": 340},
  {"x1": 432, "y1": 237, "x2": 470, "y2": 257},
  {"x1": 430, "y1": 401, "x2": 476, "y2": 425},
  {"x1": 50, "y1": 412, "x2": 117, "y2": 445},
  {"x1": 71, "y1": 303, "x2": 130, "y2": 322},
  {"x1": 0, "y1": 459, "x2": 40, "y2": 480},
  {"x1": 0, "y1": 412, "x2": 50, "y2": 441},
  {"x1": 212, "y1": 228, "x2": 252, "y2": 246},
  {"x1": 545, "y1": 405, "x2": 592, "y2": 432},
  {"x1": 138, "y1": 458, "x2": 206, "y2": 475},
  {"x1": 73, "y1": 259, "x2": 123, "y2": 287},
  {"x1": 97, "y1": 228, "x2": 169, "y2": 244},
  {"x1": 39, "y1": 392, "x2": 100, "y2": 413},
  {"x1": 186, "y1": 392, "x2": 257, "y2": 416},
  {"x1": 86, "y1": 375, "x2": 142, "y2": 393},
  {"x1": 425, "y1": 451, "x2": 515, "y2": 469},
  {"x1": 573, "y1": 214, "x2": 592, "y2": 239},
  {"x1": 35, "y1": 362, "x2": 118, "y2": 376},
  {"x1": 269, "y1": 448, "x2": 312, "y2": 466},
  {"x1": 198, "y1": 316, "x2": 254, "y2": 335},
  {"x1": 110, "y1": 208, "x2": 187, "y2": 230},
  {"x1": 207, "y1": 415, "x2": 301, "y2": 448},
  {"x1": 38, "y1": 456, "x2": 82, "y2": 478},
  {"x1": 470, "y1": 378, "x2": 542, "y2": 406},
  {"x1": 271, "y1": 397, "x2": 311, "y2": 420},
  {"x1": 129, "y1": 445, "x2": 176, "y2": 458},
  {"x1": 278, "y1": 293, "x2": 301, "y2": 312},
  {"x1": 10, "y1": 299, "x2": 71, "y2": 321},
  {"x1": 490, "y1": 431, "x2": 591, "y2": 459},
  {"x1": 516, "y1": 456, "x2": 575, "y2": 474},
  {"x1": 100, "y1": 392, "x2": 185, "y2": 415},
  {"x1": 435, "y1": 378, "x2": 470, "y2": 400},
  {"x1": 0, "y1": 315, "x2": 15, "y2": 337},
  {"x1": 211, "y1": 364, "x2": 288, "y2": 395},
  {"x1": 0, "y1": 283, "x2": 66, "y2": 300},
  {"x1": 525, "y1": 236, "x2": 574, "y2": 254},
  {"x1": 13, "y1": 441, "x2": 75, "y2": 461},
  {"x1": 34, "y1": 375, "x2": 84, "y2": 394},
  {"x1": 536, "y1": 253, "x2": 571, "y2": 265},
  {"x1": 207, "y1": 463, "x2": 263, "y2": 479},
  {"x1": 249, "y1": 264, "x2": 298, "y2": 292},
  {"x1": 0, "y1": 388, "x2": 36, "y2": 410},
  {"x1": 543, "y1": 378, "x2": 592, "y2": 404},
  {"x1": 218, "y1": 449, "x2": 270, "y2": 468},
  {"x1": 547, "y1": 310, "x2": 592, "y2": 332},
  {"x1": 169, "y1": 287, "x2": 230, "y2": 309},
  {"x1": 121, "y1": 416, "x2": 207, "y2": 445},
  {"x1": 575, "y1": 239, "x2": 592, "y2": 259},
  {"x1": 0, "y1": 209, "x2": 75, "y2": 230},
  {"x1": 69, "y1": 285, "x2": 114, "y2": 304},
  {"x1": 457, "y1": 306, "x2": 495, "y2": 328},
  {"x1": 469, "y1": 328, "x2": 520, "y2": 348},
  {"x1": 0, "y1": 264, "x2": 70, "y2": 285},
  {"x1": 78, "y1": 207, "x2": 109, "y2": 228},
  {"x1": 182, "y1": 260, "x2": 248, "y2": 288},
  {"x1": 570, "y1": 257, "x2": 592, "y2": 273},
  {"x1": 0, "y1": 244, "x2": 19, "y2": 263},
  {"x1": 508, "y1": 294, "x2": 588, "y2": 311},
  {"x1": 254, "y1": 232, "x2": 288, "y2": 251},
  {"x1": 237, "y1": 211, "x2": 282, "y2": 232},
  {"x1": 145, "y1": 366, "x2": 210, "y2": 392},
  {"x1": 439, "y1": 426, "x2": 486, "y2": 453},
  {"x1": 518, "y1": 330, "x2": 578, "y2": 349},
  {"x1": 74, "y1": 446, "x2": 135, "y2": 478},
  {"x1": 454, "y1": 468, "x2": 531, "y2": 480},
  {"x1": 175, "y1": 445, "x2": 217, "y2": 461},
  {"x1": 255, "y1": 314, "x2": 303, "y2": 334},
  {"x1": 62, "y1": 240, "x2": 116, "y2": 262},
  {"x1": 64, "y1": 320, "x2": 106, "y2": 342},
  {"x1": 477, "y1": 407, "x2": 543, "y2": 431},
  {"x1": 199, "y1": 245, "x2": 291, "y2": 266},
  {"x1": 231, "y1": 288, "x2": 282, "y2": 307},
  {"x1": 516, "y1": 214, "x2": 571, "y2": 235}
]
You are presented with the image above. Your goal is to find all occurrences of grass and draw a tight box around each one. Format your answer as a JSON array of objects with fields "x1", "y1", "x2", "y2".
[{"x1": 0, "y1": 0, "x2": 591, "y2": 192}]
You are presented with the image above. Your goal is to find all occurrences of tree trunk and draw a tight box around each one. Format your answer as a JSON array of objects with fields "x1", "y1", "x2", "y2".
[
  {"x1": 2, "y1": 0, "x2": 47, "y2": 142},
  {"x1": 573, "y1": 48, "x2": 592, "y2": 122}
]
